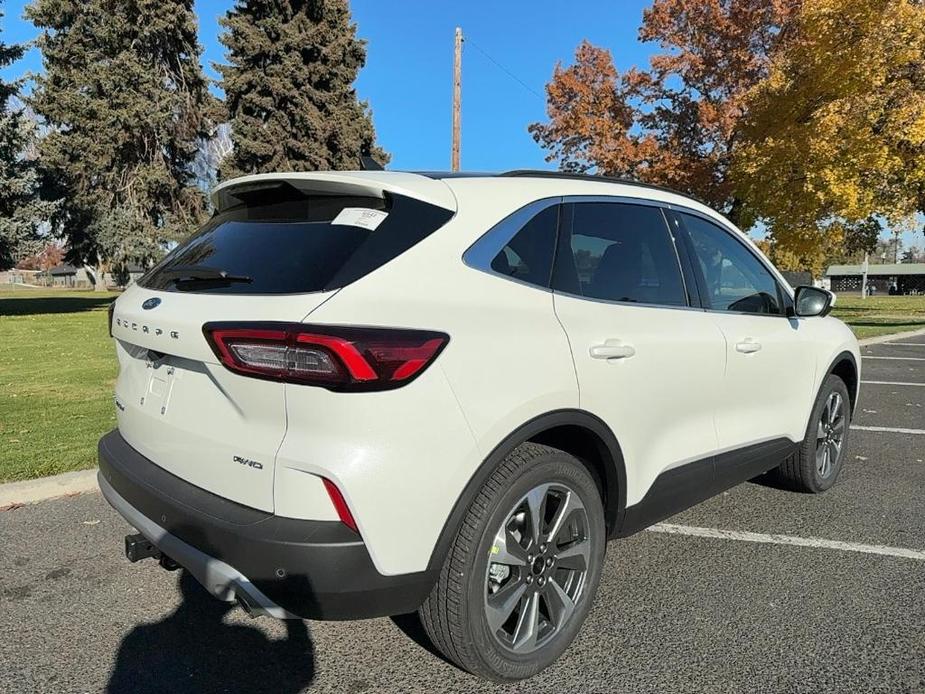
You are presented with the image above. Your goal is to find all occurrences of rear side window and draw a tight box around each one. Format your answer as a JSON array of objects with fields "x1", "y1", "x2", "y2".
[
  {"x1": 489, "y1": 205, "x2": 558, "y2": 288},
  {"x1": 678, "y1": 213, "x2": 783, "y2": 315},
  {"x1": 140, "y1": 183, "x2": 454, "y2": 294},
  {"x1": 554, "y1": 202, "x2": 687, "y2": 306}
]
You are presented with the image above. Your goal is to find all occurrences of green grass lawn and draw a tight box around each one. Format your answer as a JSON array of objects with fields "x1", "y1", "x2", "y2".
[
  {"x1": 0, "y1": 286, "x2": 119, "y2": 482},
  {"x1": 1, "y1": 286, "x2": 924, "y2": 483},
  {"x1": 830, "y1": 294, "x2": 925, "y2": 339}
]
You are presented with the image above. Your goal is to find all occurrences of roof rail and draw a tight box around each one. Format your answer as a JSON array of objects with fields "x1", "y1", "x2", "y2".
[{"x1": 499, "y1": 169, "x2": 709, "y2": 207}]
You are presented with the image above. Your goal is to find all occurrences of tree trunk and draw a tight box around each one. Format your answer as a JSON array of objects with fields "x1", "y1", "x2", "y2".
[
  {"x1": 726, "y1": 197, "x2": 744, "y2": 227},
  {"x1": 84, "y1": 253, "x2": 106, "y2": 291}
]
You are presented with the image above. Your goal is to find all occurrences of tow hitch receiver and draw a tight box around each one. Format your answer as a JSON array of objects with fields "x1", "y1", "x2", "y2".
[{"x1": 125, "y1": 533, "x2": 160, "y2": 563}]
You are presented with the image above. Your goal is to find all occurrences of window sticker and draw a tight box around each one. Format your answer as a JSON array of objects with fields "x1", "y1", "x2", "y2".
[{"x1": 331, "y1": 207, "x2": 389, "y2": 230}]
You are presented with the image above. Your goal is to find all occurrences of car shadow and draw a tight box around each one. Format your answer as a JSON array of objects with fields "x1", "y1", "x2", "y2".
[
  {"x1": 748, "y1": 470, "x2": 813, "y2": 493},
  {"x1": 107, "y1": 571, "x2": 315, "y2": 693},
  {"x1": 390, "y1": 612, "x2": 452, "y2": 665},
  {"x1": 0, "y1": 296, "x2": 114, "y2": 316}
]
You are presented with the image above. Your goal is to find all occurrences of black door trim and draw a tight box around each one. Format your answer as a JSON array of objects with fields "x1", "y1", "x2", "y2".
[{"x1": 616, "y1": 437, "x2": 799, "y2": 537}]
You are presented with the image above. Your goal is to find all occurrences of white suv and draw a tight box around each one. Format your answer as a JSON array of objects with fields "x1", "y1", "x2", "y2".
[{"x1": 98, "y1": 170, "x2": 860, "y2": 681}]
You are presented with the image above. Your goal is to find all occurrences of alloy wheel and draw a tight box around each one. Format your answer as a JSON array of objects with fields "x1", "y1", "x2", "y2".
[
  {"x1": 815, "y1": 391, "x2": 846, "y2": 478},
  {"x1": 484, "y1": 482, "x2": 591, "y2": 654}
]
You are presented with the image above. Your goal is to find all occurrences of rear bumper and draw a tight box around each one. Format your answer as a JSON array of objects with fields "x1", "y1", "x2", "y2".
[{"x1": 97, "y1": 430, "x2": 433, "y2": 620}]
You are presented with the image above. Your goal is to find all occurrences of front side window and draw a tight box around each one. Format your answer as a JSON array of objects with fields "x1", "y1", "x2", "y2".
[
  {"x1": 489, "y1": 205, "x2": 559, "y2": 288},
  {"x1": 555, "y1": 202, "x2": 687, "y2": 306},
  {"x1": 679, "y1": 213, "x2": 783, "y2": 315}
]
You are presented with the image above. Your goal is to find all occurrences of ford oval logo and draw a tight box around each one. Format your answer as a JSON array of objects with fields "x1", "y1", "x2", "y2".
[{"x1": 142, "y1": 297, "x2": 161, "y2": 310}]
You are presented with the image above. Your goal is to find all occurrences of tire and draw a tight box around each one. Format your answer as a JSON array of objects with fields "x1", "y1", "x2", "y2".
[
  {"x1": 419, "y1": 443, "x2": 606, "y2": 682},
  {"x1": 775, "y1": 374, "x2": 851, "y2": 493}
]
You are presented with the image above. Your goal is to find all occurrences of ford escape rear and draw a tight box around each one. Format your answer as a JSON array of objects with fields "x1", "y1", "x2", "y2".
[{"x1": 99, "y1": 170, "x2": 860, "y2": 682}]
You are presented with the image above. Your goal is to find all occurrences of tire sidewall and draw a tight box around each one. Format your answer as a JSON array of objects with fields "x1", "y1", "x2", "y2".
[{"x1": 463, "y1": 453, "x2": 606, "y2": 680}]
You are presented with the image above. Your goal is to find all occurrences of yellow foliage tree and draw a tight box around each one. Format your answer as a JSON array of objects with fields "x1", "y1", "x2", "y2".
[{"x1": 733, "y1": 0, "x2": 925, "y2": 268}]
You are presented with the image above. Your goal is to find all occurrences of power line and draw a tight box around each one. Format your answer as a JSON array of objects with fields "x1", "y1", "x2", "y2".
[{"x1": 465, "y1": 36, "x2": 546, "y2": 102}]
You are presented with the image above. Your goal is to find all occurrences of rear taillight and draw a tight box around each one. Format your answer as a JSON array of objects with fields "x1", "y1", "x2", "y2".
[{"x1": 203, "y1": 322, "x2": 449, "y2": 391}]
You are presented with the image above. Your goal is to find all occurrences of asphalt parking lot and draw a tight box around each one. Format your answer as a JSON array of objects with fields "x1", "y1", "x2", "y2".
[{"x1": 2, "y1": 336, "x2": 924, "y2": 694}]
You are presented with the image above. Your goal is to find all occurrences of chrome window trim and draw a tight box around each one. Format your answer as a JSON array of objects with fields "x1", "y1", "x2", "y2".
[
  {"x1": 462, "y1": 193, "x2": 793, "y2": 311},
  {"x1": 551, "y1": 289, "x2": 701, "y2": 313},
  {"x1": 461, "y1": 196, "x2": 562, "y2": 292}
]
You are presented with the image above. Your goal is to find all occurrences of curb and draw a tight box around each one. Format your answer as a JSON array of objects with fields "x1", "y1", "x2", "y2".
[
  {"x1": 0, "y1": 468, "x2": 99, "y2": 510},
  {"x1": 858, "y1": 327, "x2": 925, "y2": 346}
]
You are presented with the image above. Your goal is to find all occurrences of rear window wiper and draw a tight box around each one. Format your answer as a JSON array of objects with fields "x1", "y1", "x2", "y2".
[{"x1": 160, "y1": 266, "x2": 253, "y2": 284}]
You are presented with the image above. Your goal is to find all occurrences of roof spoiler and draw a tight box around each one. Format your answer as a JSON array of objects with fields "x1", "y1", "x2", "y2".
[{"x1": 211, "y1": 171, "x2": 457, "y2": 213}]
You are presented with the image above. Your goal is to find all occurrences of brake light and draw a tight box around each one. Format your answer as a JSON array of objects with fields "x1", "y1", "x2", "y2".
[{"x1": 203, "y1": 322, "x2": 449, "y2": 391}]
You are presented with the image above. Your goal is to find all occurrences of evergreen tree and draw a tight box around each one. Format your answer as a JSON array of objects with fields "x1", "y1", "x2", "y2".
[
  {"x1": 27, "y1": 0, "x2": 216, "y2": 288},
  {"x1": 0, "y1": 3, "x2": 54, "y2": 270},
  {"x1": 218, "y1": 0, "x2": 388, "y2": 177}
]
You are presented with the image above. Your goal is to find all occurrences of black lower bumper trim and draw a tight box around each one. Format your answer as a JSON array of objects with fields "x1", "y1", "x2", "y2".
[{"x1": 98, "y1": 429, "x2": 433, "y2": 620}]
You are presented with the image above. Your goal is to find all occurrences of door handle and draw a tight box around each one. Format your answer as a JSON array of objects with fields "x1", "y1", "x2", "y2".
[
  {"x1": 735, "y1": 339, "x2": 762, "y2": 354},
  {"x1": 590, "y1": 341, "x2": 636, "y2": 360}
]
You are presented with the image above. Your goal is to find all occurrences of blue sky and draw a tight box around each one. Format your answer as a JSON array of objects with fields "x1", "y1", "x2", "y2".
[
  {"x1": 1, "y1": 0, "x2": 654, "y2": 171},
  {"x1": 1, "y1": 0, "x2": 921, "y2": 248}
]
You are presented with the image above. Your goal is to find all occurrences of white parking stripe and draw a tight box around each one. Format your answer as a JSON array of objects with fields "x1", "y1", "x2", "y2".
[
  {"x1": 647, "y1": 523, "x2": 925, "y2": 561},
  {"x1": 862, "y1": 355, "x2": 925, "y2": 361},
  {"x1": 860, "y1": 380, "x2": 925, "y2": 387},
  {"x1": 870, "y1": 342, "x2": 925, "y2": 347},
  {"x1": 851, "y1": 424, "x2": 925, "y2": 435}
]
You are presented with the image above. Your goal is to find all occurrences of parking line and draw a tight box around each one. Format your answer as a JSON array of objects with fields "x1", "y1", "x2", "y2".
[
  {"x1": 647, "y1": 523, "x2": 925, "y2": 561},
  {"x1": 871, "y1": 342, "x2": 925, "y2": 347},
  {"x1": 862, "y1": 356, "x2": 925, "y2": 361},
  {"x1": 851, "y1": 424, "x2": 925, "y2": 435},
  {"x1": 860, "y1": 380, "x2": 925, "y2": 387}
]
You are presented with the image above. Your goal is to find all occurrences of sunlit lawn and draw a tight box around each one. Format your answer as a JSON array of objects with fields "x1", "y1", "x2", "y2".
[
  {"x1": 0, "y1": 285, "x2": 119, "y2": 482},
  {"x1": 0, "y1": 286, "x2": 924, "y2": 482},
  {"x1": 830, "y1": 293, "x2": 925, "y2": 339}
]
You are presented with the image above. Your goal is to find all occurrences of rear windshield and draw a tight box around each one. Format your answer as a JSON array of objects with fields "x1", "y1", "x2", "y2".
[{"x1": 140, "y1": 182, "x2": 454, "y2": 294}]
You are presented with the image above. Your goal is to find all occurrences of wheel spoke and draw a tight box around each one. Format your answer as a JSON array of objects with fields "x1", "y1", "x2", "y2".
[
  {"x1": 545, "y1": 491, "x2": 582, "y2": 547},
  {"x1": 555, "y1": 538, "x2": 589, "y2": 572},
  {"x1": 486, "y1": 579, "x2": 527, "y2": 633},
  {"x1": 820, "y1": 444, "x2": 830, "y2": 477},
  {"x1": 544, "y1": 576, "x2": 576, "y2": 628},
  {"x1": 512, "y1": 591, "x2": 540, "y2": 651},
  {"x1": 815, "y1": 438, "x2": 826, "y2": 471},
  {"x1": 828, "y1": 393, "x2": 841, "y2": 426},
  {"x1": 816, "y1": 419, "x2": 827, "y2": 442},
  {"x1": 491, "y1": 528, "x2": 528, "y2": 567},
  {"x1": 524, "y1": 484, "x2": 550, "y2": 548}
]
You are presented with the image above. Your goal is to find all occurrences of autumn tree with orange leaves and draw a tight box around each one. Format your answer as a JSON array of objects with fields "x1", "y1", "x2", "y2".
[
  {"x1": 532, "y1": 0, "x2": 925, "y2": 274},
  {"x1": 530, "y1": 0, "x2": 799, "y2": 227}
]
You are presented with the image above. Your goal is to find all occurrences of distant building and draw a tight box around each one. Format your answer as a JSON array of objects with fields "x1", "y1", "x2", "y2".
[
  {"x1": 48, "y1": 264, "x2": 85, "y2": 287},
  {"x1": 825, "y1": 263, "x2": 925, "y2": 295},
  {"x1": 45, "y1": 263, "x2": 146, "y2": 289}
]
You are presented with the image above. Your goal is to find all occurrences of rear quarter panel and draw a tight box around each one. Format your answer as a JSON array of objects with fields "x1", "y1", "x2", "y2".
[{"x1": 284, "y1": 182, "x2": 579, "y2": 575}]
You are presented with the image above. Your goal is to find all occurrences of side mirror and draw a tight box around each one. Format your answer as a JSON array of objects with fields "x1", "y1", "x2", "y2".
[{"x1": 794, "y1": 286, "x2": 833, "y2": 317}]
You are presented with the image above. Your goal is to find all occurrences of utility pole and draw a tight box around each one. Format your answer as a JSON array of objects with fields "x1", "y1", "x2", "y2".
[{"x1": 451, "y1": 27, "x2": 462, "y2": 172}]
